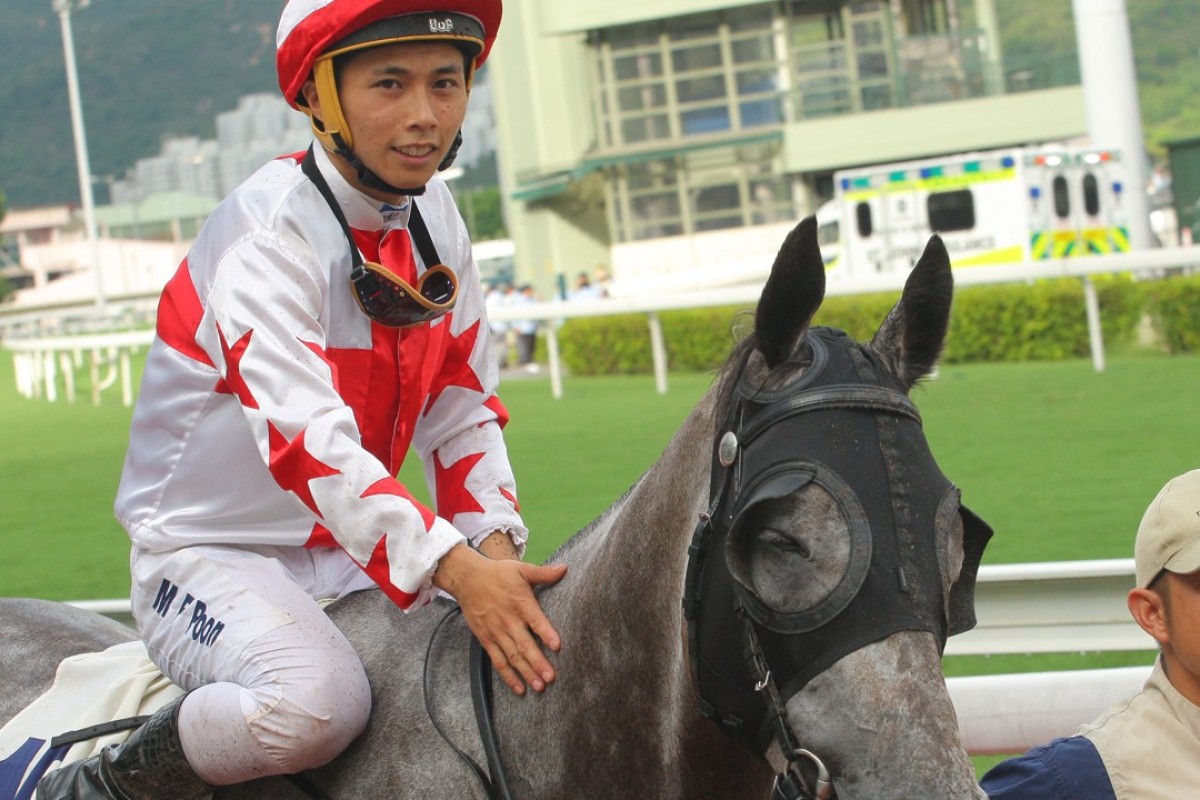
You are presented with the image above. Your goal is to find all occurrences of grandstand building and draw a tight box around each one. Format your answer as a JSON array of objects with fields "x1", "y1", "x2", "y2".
[{"x1": 487, "y1": 0, "x2": 1088, "y2": 296}]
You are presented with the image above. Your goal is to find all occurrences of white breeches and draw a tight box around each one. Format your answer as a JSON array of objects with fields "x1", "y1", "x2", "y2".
[{"x1": 130, "y1": 544, "x2": 377, "y2": 785}]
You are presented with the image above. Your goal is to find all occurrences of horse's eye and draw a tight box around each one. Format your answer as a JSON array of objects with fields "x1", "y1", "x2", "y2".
[{"x1": 759, "y1": 528, "x2": 811, "y2": 559}]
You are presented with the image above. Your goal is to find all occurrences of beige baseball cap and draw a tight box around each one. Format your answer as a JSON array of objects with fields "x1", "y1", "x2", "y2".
[{"x1": 1135, "y1": 469, "x2": 1200, "y2": 588}]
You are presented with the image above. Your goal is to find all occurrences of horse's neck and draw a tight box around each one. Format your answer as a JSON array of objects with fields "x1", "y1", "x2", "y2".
[
  {"x1": 533, "y1": 390, "x2": 715, "y2": 735},
  {"x1": 551, "y1": 391, "x2": 714, "y2": 618},
  {"x1": 497, "y1": 390, "x2": 770, "y2": 795}
]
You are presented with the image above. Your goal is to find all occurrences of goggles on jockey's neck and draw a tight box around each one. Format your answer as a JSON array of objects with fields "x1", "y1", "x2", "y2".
[
  {"x1": 350, "y1": 260, "x2": 457, "y2": 328},
  {"x1": 301, "y1": 146, "x2": 458, "y2": 328}
]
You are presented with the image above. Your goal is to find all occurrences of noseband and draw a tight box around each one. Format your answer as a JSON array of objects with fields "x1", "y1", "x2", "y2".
[{"x1": 682, "y1": 328, "x2": 989, "y2": 800}]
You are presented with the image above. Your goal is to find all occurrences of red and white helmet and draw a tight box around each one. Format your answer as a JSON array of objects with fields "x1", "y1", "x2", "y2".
[{"x1": 277, "y1": 0, "x2": 501, "y2": 155}]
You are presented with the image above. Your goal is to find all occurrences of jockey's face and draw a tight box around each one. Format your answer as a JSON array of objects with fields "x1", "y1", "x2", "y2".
[{"x1": 305, "y1": 41, "x2": 469, "y2": 203}]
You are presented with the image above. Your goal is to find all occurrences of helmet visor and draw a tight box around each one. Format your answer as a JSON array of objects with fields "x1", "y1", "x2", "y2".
[{"x1": 323, "y1": 11, "x2": 486, "y2": 64}]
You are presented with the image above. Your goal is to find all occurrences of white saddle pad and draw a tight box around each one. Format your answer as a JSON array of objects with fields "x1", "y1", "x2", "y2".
[{"x1": 0, "y1": 641, "x2": 182, "y2": 798}]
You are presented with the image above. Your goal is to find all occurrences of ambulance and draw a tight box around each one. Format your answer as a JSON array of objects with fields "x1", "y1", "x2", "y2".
[{"x1": 818, "y1": 145, "x2": 1133, "y2": 280}]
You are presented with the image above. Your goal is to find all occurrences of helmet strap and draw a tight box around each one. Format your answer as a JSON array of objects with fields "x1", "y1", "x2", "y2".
[
  {"x1": 439, "y1": 130, "x2": 464, "y2": 171},
  {"x1": 330, "y1": 132, "x2": 427, "y2": 197}
]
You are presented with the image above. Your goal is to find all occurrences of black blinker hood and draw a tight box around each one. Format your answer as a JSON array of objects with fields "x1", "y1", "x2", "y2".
[{"x1": 682, "y1": 328, "x2": 993, "y2": 754}]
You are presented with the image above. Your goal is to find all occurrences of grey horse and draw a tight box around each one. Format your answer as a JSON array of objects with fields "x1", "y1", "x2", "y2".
[{"x1": 1, "y1": 216, "x2": 989, "y2": 799}]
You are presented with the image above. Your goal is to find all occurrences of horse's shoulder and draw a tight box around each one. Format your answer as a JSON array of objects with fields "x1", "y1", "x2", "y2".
[{"x1": 0, "y1": 597, "x2": 136, "y2": 650}]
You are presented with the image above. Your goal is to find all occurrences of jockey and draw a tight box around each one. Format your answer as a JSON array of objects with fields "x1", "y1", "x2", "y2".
[{"x1": 37, "y1": 1, "x2": 566, "y2": 798}]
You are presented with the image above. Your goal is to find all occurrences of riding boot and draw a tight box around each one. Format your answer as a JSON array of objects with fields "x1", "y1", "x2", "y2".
[{"x1": 35, "y1": 693, "x2": 214, "y2": 800}]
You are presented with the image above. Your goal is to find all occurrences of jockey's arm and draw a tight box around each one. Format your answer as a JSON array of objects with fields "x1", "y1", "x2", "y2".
[{"x1": 477, "y1": 528, "x2": 520, "y2": 561}]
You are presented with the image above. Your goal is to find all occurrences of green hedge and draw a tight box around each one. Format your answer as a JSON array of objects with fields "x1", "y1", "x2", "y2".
[
  {"x1": 553, "y1": 274, "x2": 1186, "y2": 376},
  {"x1": 942, "y1": 275, "x2": 1145, "y2": 363},
  {"x1": 1144, "y1": 272, "x2": 1200, "y2": 354}
]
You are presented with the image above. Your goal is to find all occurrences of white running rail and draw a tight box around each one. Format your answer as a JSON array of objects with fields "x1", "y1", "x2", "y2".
[{"x1": 67, "y1": 558, "x2": 1155, "y2": 754}]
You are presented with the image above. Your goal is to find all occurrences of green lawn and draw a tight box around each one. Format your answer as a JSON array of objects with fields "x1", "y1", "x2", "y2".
[
  {"x1": 4, "y1": 349, "x2": 1197, "y2": 599},
  {"x1": 3, "y1": 347, "x2": 1196, "y2": 768}
]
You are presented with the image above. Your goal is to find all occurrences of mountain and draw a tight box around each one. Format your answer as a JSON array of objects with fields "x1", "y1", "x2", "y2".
[
  {"x1": 1, "y1": 0, "x2": 1198, "y2": 210},
  {"x1": 1, "y1": 0, "x2": 279, "y2": 209}
]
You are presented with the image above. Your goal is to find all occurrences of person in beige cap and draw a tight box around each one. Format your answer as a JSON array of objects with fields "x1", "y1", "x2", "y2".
[{"x1": 980, "y1": 468, "x2": 1200, "y2": 799}]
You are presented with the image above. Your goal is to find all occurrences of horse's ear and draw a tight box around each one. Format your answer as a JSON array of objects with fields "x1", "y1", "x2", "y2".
[
  {"x1": 755, "y1": 216, "x2": 826, "y2": 367},
  {"x1": 870, "y1": 235, "x2": 953, "y2": 389}
]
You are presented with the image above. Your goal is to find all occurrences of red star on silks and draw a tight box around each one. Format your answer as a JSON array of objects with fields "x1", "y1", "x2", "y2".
[
  {"x1": 213, "y1": 325, "x2": 258, "y2": 409},
  {"x1": 267, "y1": 422, "x2": 341, "y2": 517},
  {"x1": 362, "y1": 537, "x2": 420, "y2": 610},
  {"x1": 305, "y1": 522, "x2": 337, "y2": 548},
  {"x1": 499, "y1": 485, "x2": 520, "y2": 513},
  {"x1": 360, "y1": 477, "x2": 437, "y2": 532},
  {"x1": 483, "y1": 395, "x2": 510, "y2": 429},
  {"x1": 434, "y1": 450, "x2": 486, "y2": 519},
  {"x1": 423, "y1": 319, "x2": 484, "y2": 416}
]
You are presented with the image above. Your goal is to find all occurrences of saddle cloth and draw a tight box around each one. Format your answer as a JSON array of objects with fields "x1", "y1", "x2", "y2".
[{"x1": 0, "y1": 641, "x2": 181, "y2": 800}]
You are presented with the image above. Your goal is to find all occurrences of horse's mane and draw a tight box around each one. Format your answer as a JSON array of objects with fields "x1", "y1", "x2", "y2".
[{"x1": 714, "y1": 323, "x2": 760, "y2": 419}]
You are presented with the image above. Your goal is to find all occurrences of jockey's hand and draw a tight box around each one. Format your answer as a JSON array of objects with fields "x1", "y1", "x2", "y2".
[{"x1": 433, "y1": 543, "x2": 567, "y2": 696}]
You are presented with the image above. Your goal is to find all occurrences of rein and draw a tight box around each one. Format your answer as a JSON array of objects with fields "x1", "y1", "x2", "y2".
[{"x1": 423, "y1": 606, "x2": 514, "y2": 800}]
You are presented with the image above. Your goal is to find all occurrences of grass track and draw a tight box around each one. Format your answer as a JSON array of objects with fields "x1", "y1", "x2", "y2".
[
  {"x1": 3, "y1": 353, "x2": 1198, "y2": 597},
  {"x1": 3, "y1": 349, "x2": 1197, "y2": 766}
]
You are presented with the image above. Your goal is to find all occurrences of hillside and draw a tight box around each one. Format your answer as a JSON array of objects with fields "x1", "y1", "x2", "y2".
[
  {"x1": 1, "y1": 0, "x2": 1197, "y2": 210},
  {"x1": 1, "y1": 0, "x2": 279, "y2": 209}
]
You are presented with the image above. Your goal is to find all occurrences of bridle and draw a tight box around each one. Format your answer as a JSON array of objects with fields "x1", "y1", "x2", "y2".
[{"x1": 682, "y1": 328, "x2": 991, "y2": 800}]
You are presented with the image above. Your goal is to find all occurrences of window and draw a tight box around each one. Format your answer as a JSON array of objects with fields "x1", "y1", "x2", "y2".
[
  {"x1": 681, "y1": 107, "x2": 731, "y2": 135},
  {"x1": 594, "y1": 9, "x2": 780, "y2": 148},
  {"x1": 928, "y1": 189, "x2": 975, "y2": 232},
  {"x1": 677, "y1": 75, "x2": 727, "y2": 104},
  {"x1": 672, "y1": 43, "x2": 723, "y2": 72},
  {"x1": 611, "y1": 152, "x2": 796, "y2": 242},
  {"x1": 614, "y1": 52, "x2": 663, "y2": 81},
  {"x1": 737, "y1": 69, "x2": 781, "y2": 127},
  {"x1": 692, "y1": 183, "x2": 742, "y2": 232},
  {"x1": 1052, "y1": 176, "x2": 1071, "y2": 218},
  {"x1": 903, "y1": 0, "x2": 949, "y2": 35},
  {"x1": 750, "y1": 177, "x2": 794, "y2": 224},
  {"x1": 618, "y1": 84, "x2": 667, "y2": 112},
  {"x1": 1082, "y1": 173, "x2": 1100, "y2": 216},
  {"x1": 621, "y1": 115, "x2": 671, "y2": 144},
  {"x1": 855, "y1": 202, "x2": 873, "y2": 237},
  {"x1": 818, "y1": 218, "x2": 840, "y2": 247},
  {"x1": 626, "y1": 161, "x2": 684, "y2": 240}
]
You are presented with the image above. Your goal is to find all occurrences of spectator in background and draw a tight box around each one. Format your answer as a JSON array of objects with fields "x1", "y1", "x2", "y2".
[
  {"x1": 485, "y1": 281, "x2": 512, "y2": 369},
  {"x1": 980, "y1": 468, "x2": 1200, "y2": 799},
  {"x1": 511, "y1": 284, "x2": 539, "y2": 372},
  {"x1": 568, "y1": 271, "x2": 602, "y2": 302},
  {"x1": 592, "y1": 265, "x2": 612, "y2": 297}
]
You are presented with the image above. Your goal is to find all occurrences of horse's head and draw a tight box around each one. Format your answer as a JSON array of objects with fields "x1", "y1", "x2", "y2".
[{"x1": 683, "y1": 217, "x2": 991, "y2": 799}]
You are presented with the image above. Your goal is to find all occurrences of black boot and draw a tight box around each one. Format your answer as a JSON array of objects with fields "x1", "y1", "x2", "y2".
[{"x1": 36, "y1": 694, "x2": 213, "y2": 800}]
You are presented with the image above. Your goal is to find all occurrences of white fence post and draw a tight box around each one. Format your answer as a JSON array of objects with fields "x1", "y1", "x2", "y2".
[
  {"x1": 648, "y1": 312, "x2": 668, "y2": 395},
  {"x1": 1083, "y1": 276, "x2": 1106, "y2": 373}
]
